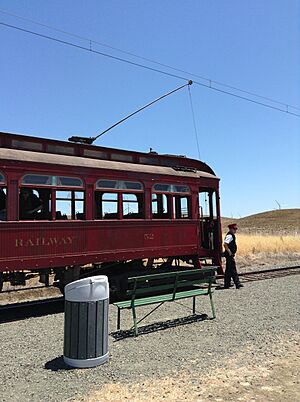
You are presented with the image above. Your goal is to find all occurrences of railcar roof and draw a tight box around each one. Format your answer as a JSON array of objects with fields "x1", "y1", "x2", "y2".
[
  {"x1": 0, "y1": 148, "x2": 218, "y2": 180},
  {"x1": 0, "y1": 131, "x2": 216, "y2": 175}
]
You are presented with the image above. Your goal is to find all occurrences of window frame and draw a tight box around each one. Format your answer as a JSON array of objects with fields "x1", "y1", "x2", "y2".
[
  {"x1": 198, "y1": 189, "x2": 217, "y2": 220},
  {"x1": 151, "y1": 183, "x2": 191, "y2": 220},
  {"x1": 19, "y1": 174, "x2": 85, "y2": 221},
  {"x1": 94, "y1": 180, "x2": 144, "y2": 220}
]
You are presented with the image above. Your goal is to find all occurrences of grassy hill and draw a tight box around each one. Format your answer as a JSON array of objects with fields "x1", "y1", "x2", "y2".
[{"x1": 222, "y1": 209, "x2": 300, "y2": 235}]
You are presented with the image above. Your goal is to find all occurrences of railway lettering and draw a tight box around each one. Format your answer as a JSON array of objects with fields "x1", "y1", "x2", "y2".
[{"x1": 15, "y1": 236, "x2": 75, "y2": 248}]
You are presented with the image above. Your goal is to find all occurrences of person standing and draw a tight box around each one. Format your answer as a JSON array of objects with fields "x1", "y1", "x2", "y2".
[{"x1": 223, "y1": 223, "x2": 243, "y2": 289}]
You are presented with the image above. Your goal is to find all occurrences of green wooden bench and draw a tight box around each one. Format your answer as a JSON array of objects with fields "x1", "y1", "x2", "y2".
[{"x1": 113, "y1": 267, "x2": 217, "y2": 336}]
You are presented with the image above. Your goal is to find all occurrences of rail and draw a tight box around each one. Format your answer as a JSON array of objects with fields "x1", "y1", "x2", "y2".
[{"x1": 0, "y1": 265, "x2": 299, "y2": 323}]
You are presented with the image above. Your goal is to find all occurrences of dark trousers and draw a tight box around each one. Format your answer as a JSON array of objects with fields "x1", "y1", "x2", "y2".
[{"x1": 224, "y1": 256, "x2": 240, "y2": 288}]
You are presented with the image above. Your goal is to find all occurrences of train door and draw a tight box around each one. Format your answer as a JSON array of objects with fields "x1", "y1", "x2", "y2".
[{"x1": 198, "y1": 190, "x2": 219, "y2": 250}]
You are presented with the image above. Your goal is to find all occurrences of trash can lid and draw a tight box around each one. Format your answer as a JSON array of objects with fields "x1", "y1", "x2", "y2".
[{"x1": 65, "y1": 275, "x2": 109, "y2": 302}]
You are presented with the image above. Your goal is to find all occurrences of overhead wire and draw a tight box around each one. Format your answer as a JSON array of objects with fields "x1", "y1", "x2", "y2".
[
  {"x1": 187, "y1": 85, "x2": 201, "y2": 160},
  {"x1": 0, "y1": 20, "x2": 300, "y2": 118},
  {"x1": 0, "y1": 7, "x2": 299, "y2": 112},
  {"x1": 0, "y1": 21, "x2": 187, "y2": 81}
]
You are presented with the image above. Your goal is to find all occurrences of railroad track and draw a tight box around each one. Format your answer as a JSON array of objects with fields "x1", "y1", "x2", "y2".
[
  {"x1": 0, "y1": 297, "x2": 64, "y2": 323},
  {"x1": 1, "y1": 284, "x2": 54, "y2": 294},
  {"x1": 239, "y1": 265, "x2": 300, "y2": 282},
  {"x1": 1, "y1": 265, "x2": 299, "y2": 323}
]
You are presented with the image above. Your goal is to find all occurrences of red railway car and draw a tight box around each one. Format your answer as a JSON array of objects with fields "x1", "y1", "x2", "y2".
[{"x1": 0, "y1": 131, "x2": 223, "y2": 295}]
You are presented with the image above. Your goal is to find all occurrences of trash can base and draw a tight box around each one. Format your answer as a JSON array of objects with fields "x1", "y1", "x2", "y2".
[{"x1": 64, "y1": 352, "x2": 109, "y2": 368}]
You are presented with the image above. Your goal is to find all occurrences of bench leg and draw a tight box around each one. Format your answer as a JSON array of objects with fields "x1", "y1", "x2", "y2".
[
  {"x1": 192, "y1": 296, "x2": 196, "y2": 314},
  {"x1": 209, "y1": 291, "x2": 216, "y2": 319},
  {"x1": 132, "y1": 305, "x2": 138, "y2": 336},
  {"x1": 117, "y1": 307, "x2": 121, "y2": 330}
]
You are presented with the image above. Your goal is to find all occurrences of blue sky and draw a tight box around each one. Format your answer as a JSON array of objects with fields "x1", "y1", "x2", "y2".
[{"x1": 0, "y1": 0, "x2": 299, "y2": 217}]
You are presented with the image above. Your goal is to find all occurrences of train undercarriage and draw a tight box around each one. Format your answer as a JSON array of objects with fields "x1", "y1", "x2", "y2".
[{"x1": 0, "y1": 255, "x2": 220, "y2": 300}]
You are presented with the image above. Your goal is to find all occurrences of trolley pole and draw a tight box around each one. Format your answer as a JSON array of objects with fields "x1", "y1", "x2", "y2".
[{"x1": 69, "y1": 80, "x2": 193, "y2": 144}]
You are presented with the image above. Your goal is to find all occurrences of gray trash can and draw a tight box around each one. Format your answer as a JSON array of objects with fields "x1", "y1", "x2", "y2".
[{"x1": 63, "y1": 276, "x2": 109, "y2": 368}]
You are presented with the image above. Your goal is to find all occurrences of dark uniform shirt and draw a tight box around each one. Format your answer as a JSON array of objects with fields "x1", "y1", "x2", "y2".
[{"x1": 224, "y1": 231, "x2": 237, "y2": 257}]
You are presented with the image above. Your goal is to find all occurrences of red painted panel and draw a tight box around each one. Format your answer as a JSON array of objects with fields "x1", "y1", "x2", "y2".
[{"x1": 0, "y1": 220, "x2": 199, "y2": 271}]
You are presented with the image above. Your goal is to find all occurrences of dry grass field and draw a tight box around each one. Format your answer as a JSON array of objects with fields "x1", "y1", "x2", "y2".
[
  {"x1": 222, "y1": 209, "x2": 300, "y2": 267},
  {"x1": 236, "y1": 234, "x2": 300, "y2": 256}
]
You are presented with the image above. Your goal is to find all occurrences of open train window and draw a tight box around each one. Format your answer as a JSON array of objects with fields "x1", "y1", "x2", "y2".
[
  {"x1": 173, "y1": 196, "x2": 191, "y2": 219},
  {"x1": 152, "y1": 193, "x2": 170, "y2": 219},
  {"x1": 20, "y1": 174, "x2": 84, "y2": 220},
  {"x1": 55, "y1": 191, "x2": 85, "y2": 220},
  {"x1": 95, "y1": 192, "x2": 119, "y2": 219},
  {"x1": 199, "y1": 190, "x2": 218, "y2": 249},
  {"x1": 152, "y1": 183, "x2": 191, "y2": 219},
  {"x1": 0, "y1": 174, "x2": 7, "y2": 219},
  {"x1": 19, "y1": 188, "x2": 50, "y2": 220},
  {"x1": 95, "y1": 180, "x2": 144, "y2": 220},
  {"x1": 122, "y1": 193, "x2": 143, "y2": 219},
  {"x1": 199, "y1": 191, "x2": 217, "y2": 219}
]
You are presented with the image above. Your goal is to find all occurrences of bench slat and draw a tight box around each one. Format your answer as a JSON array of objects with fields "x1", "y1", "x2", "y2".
[
  {"x1": 127, "y1": 279, "x2": 212, "y2": 297},
  {"x1": 127, "y1": 267, "x2": 218, "y2": 283},
  {"x1": 114, "y1": 287, "x2": 211, "y2": 308}
]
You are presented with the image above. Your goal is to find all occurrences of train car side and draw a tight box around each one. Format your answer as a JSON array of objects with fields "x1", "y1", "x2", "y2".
[{"x1": 0, "y1": 134, "x2": 223, "y2": 293}]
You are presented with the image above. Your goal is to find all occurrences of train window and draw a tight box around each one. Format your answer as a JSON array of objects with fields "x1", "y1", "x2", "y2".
[
  {"x1": 172, "y1": 185, "x2": 190, "y2": 193},
  {"x1": 153, "y1": 184, "x2": 190, "y2": 194},
  {"x1": 139, "y1": 156, "x2": 160, "y2": 165},
  {"x1": 83, "y1": 149, "x2": 108, "y2": 159},
  {"x1": 95, "y1": 193, "x2": 119, "y2": 219},
  {"x1": 55, "y1": 191, "x2": 85, "y2": 220},
  {"x1": 19, "y1": 188, "x2": 49, "y2": 220},
  {"x1": 97, "y1": 180, "x2": 118, "y2": 189},
  {"x1": 152, "y1": 193, "x2": 170, "y2": 219},
  {"x1": 0, "y1": 172, "x2": 5, "y2": 184},
  {"x1": 199, "y1": 191, "x2": 210, "y2": 217},
  {"x1": 122, "y1": 193, "x2": 143, "y2": 219},
  {"x1": 0, "y1": 187, "x2": 7, "y2": 220},
  {"x1": 22, "y1": 175, "x2": 83, "y2": 187},
  {"x1": 57, "y1": 177, "x2": 83, "y2": 187},
  {"x1": 47, "y1": 144, "x2": 75, "y2": 155},
  {"x1": 211, "y1": 192, "x2": 217, "y2": 219},
  {"x1": 199, "y1": 190, "x2": 218, "y2": 250},
  {"x1": 154, "y1": 184, "x2": 170, "y2": 192},
  {"x1": 111, "y1": 153, "x2": 133, "y2": 162},
  {"x1": 173, "y1": 196, "x2": 191, "y2": 219},
  {"x1": 124, "y1": 182, "x2": 143, "y2": 190},
  {"x1": 12, "y1": 139, "x2": 43, "y2": 151},
  {"x1": 96, "y1": 180, "x2": 143, "y2": 191},
  {"x1": 22, "y1": 175, "x2": 52, "y2": 185},
  {"x1": 199, "y1": 191, "x2": 217, "y2": 219}
]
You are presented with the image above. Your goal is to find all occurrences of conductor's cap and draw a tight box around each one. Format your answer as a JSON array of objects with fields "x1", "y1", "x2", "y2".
[{"x1": 228, "y1": 223, "x2": 238, "y2": 229}]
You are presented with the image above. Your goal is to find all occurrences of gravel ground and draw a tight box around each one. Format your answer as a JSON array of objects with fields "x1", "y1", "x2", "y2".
[{"x1": 0, "y1": 274, "x2": 299, "y2": 402}]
